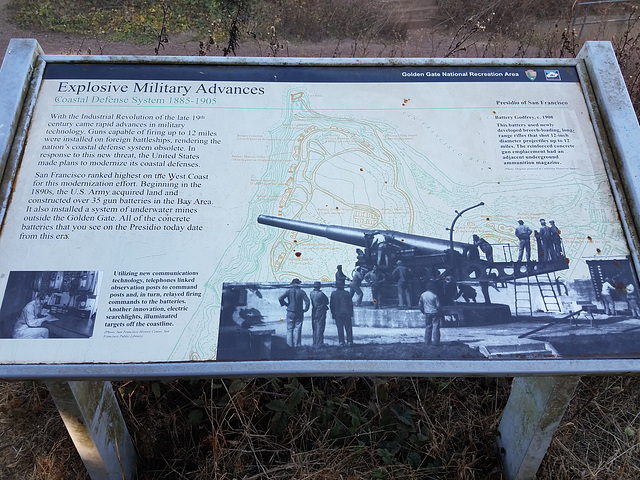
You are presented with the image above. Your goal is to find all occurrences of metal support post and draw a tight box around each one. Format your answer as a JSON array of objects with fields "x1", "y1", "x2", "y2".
[
  {"x1": 496, "y1": 376, "x2": 580, "y2": 480},
  {"x1": 0, "y1": 39, "x2": 42, "y2": 169},
  {"x1": 46, "y1": 381, "x2": 137, "y2": 480}
]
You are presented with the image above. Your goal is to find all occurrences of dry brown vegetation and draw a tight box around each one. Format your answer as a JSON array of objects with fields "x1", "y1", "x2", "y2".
[
  {"x1": 2, "y1": 376, "x2": 640, "y2": 479},
  {"x1": 2, "y1": 0, "x2": 640, "y2": 479}
]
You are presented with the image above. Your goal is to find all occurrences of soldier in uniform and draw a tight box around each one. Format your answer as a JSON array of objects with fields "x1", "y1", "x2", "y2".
[
  {"x1": 549, "y1": 220, "x2": 563, "y2": 259},
  {"x1": 626, "y1": 283, "x2": 640, "y2": 317},
  {"x1": 457, "y1": 284, "x2": 477, "y2": 303},
  {"x1": 364, "y1": 265, "x2": 385, "y2": 309},
  {"x1": 472, "y1": 234, "x2": 494, "y2": 263},
  {"x1": 278, "y1": 278, "x2": 310, "y2": 348},
  {"x1": 515, "y1": 220, "x2": 532, "y2": 262},
  {"x1": 350, "y1": 266, "x2": 365, "y2": 306},
  {"x1": 600, "y1": 277, "x2": 616, "y2": 315},
  {"x1": 330, "y1": 281, "x2": 354, "y2": 346},
  {"x1": 335, "y1": 264, "x2": 350, "y2": 283},
  {"x1": 392, "y1": 260, "x2": 412, "y2": 308},
  {"x1": 372, "y1": 231, "x2": 390, "y2": 266},
  {"x1": 538, "y1": 219, "x2": 553, "y2": 261},
  {"x1": 310, "y1": 281, "x2": 329, "y2": 346},
  {"x1": 418, "y1": 283, "x2": 442, "y2": 346}
]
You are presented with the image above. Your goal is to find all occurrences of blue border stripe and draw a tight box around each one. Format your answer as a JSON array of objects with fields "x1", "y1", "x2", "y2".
[{"x1": 43, "y1": 64, "x2": 579, "y2": 83}]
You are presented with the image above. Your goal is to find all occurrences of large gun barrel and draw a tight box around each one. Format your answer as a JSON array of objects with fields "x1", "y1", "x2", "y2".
[{"x1": 257, "y1": 215, "x2": 468, "y2": 254}]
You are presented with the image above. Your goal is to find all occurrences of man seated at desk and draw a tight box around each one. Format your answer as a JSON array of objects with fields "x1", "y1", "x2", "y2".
[{"x1": 12, "y1": 293, "x2": 59, "y2": 339}]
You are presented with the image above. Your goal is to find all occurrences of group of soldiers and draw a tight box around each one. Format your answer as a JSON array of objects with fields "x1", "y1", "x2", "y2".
[
  {"x1": 364, "y1": 219, "x2": 563, "y2": 271},
  {"x1": 470, "y1": 218, "x2": 564, "y2": 264},
  {"x1": 278, "y1": 261, "x2": 405, "y2": 348},
  {"x1": 278, "y1": 277, "x2": 354, "y2": 348},
  {"x1": 347, "y1": 261, "x2": 413, "y2": 310},
  {"x1": 277, "y1": 261, "x2": 411, "y2": 349},
  {"x1": 600, "y1": 277, "x2": 640, "y2": 317},
  {"x1": 276, "y1": 218, "x2": 565, "y2": 349},
  {"x1": 515, "y1": 218, "x2": 564, "y2": 263},
  {"x1": 277, "y1": 263, "x2": 463, "y2": 349}
]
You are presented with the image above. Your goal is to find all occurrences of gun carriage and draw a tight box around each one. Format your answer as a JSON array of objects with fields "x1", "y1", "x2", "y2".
[{"x1": 257, "y1": 214, "x2": 569, "y2": 290}]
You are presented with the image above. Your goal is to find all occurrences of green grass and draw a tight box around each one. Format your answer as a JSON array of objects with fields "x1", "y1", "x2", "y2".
[{"x1": 8, "y1": 0, "x2": 226, "y2": 43}]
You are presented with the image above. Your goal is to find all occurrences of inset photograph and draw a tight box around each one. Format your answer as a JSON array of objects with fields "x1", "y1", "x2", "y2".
[
  {"x1": 215, "y1": 213, "x2": 640, "y2": 362},
  {"x1": 0, "y1": 271, "x2": 101, "y2": 339}
]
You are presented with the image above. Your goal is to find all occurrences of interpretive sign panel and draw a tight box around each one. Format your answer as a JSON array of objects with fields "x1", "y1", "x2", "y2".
[{"x1": 1, "y1": 58, "x2": 638, "y2": 369}]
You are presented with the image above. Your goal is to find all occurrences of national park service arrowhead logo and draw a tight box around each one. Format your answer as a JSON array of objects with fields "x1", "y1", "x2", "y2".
[{"x1": 525, "y1": 69, "x2": 537, "y2": 81}]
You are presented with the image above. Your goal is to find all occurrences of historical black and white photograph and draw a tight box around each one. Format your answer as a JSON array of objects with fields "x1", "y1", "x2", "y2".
[
  {"x1": 216, "y1": 214, "x2": 640, "y2": 361},
  {"x1": 0, "y1": 271, "x2": 101, "y2": 339}
]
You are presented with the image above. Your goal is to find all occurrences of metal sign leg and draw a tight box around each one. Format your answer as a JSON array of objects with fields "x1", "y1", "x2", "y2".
[
  {"x1": 497, "y1": 376, "x2": 580, "y2": 480},
  {"x1": 46, "y1": 381, "x2": 137, "y2": 480}
]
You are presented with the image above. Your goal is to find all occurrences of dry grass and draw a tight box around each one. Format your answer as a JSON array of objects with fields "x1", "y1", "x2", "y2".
[
  {"x1": 0, "y1": 381, "x2": 88, "y2": 480},
  {"x1": 540, "y1": 377, "x2": 640, "y2": 479},
  {"x1": 120, "y1": 377, "x2": 508, "y2": 479},
  {"x1": 2, "y1": 376, "x2": 640, "y2": 479}
]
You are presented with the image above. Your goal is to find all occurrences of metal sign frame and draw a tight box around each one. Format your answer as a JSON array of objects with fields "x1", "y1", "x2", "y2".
[{"x1": 1, "y1": 40, "x2": 640, "y2": 379}]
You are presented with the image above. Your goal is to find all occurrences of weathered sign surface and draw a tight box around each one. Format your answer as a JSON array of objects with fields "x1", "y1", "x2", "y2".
[{"x1": 0, "y1": 54, "x2": 638, "y2": 373}]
